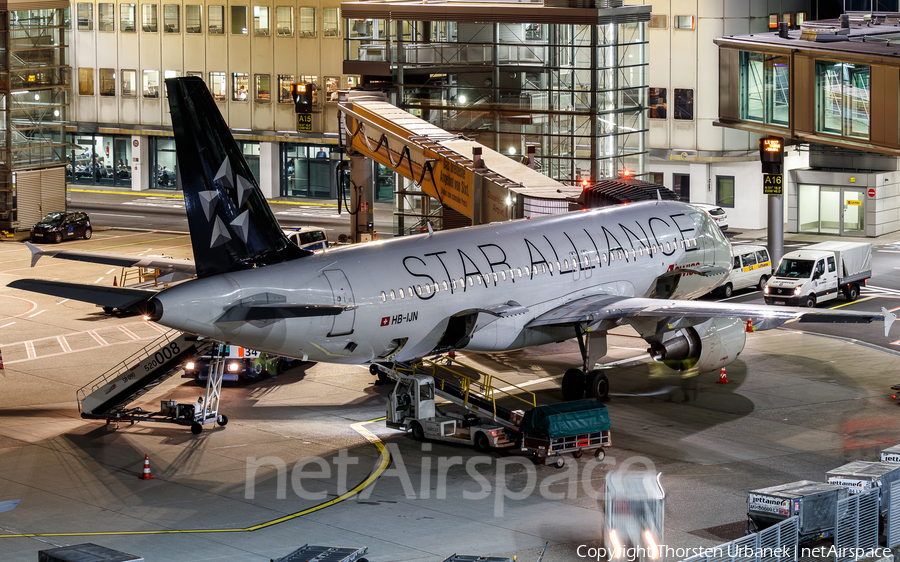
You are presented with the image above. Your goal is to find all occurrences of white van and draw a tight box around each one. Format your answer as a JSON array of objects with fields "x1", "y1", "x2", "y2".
[
  {"x1": 714, "y1": 244, "x2": 772, "y2": 298},
  {"x1": 282, "y1": 227, "x2": 329, "y2": 252}
]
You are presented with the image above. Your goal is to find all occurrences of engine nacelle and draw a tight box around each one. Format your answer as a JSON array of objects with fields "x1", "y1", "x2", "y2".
[{"x1": 647, "y1": 317, "x2": 746, "y2": 372}]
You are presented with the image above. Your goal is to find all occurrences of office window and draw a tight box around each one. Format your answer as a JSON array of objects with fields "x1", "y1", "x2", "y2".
[
  {"x1": 276, "y1": 6, "x2": 292, "y2": 36},
  {"x1": 768, "y1": 14, "x2": 778, "y2": 29},
  {"x1": 673, "y1": 15, "x2": 693, "y2": 29},
  {"x1": 121, "y1": 3, "x2": 136, "y2": 31},
  {"x1": 323, "y1": 7, "x2": 338, "y2": 36},
  {"x1": 782, "y1": 13, "x2": 793, "y2": 27},
  {"x1": 255, "y1": 74, "x2": 270, "y2": 102},
  {"x1": 649, "y1": 87, "x2": 666, "y2": 119},
  {"x1": 142, "y1": 4, "x2": 158, "y2": 32},
  {"x1": 299, "y1": 75, "x2": 319, "y2": 104},
  {"x1": 816, "y1": 61, "x2": 869, "y2": 138},
  {"x1": 233, "y1": 73, "x2": 249, "y2": 100},
  {"x1": 796, "y1": 12, "x2": 806, "y2": 26},
  {"x1": 673, "y1": 88, "x2": 693, "y2": 120},
  {"x1": 208, "y1": 5, "x2": 224, "y2": 34},
  {"x1": 164, "y1": 70, "x2": 179, "y2": 97},
  {"x1": 231, "y1": 5, "x2": 247, "y2": 34},
  {"x1": 739, "y1": 51, "x2": 789, "y2": 126},
  {"x1": 649, "y1": 14, "x2": 667, "y2": 29},
  {"x1": 254, "y1": 6, "x2": 269, "y2": 35},
  {"x1": 716, "y1": 176, "x2": 735, "y2": 208},
  {"x1": 278, "y1": 74, "x2": 294, "y2": 103},
  {"x1": 185, "y1": 5, "x2": 201, "y2": 32},
  {"x1": 325, "y1": 76, "x2": 339, "y2": 102},
  {"x1": 163, "y1": 4, "x2": 179, "y2": 32},
  {"x1": 77, "y1": 3, "x2": 93, "y2": 30},
  {"x1": 78, "y1": 67, "x2": 94, "y2": 95},
  {"x1": 210, "y1": 72, "x2": 227, "y2": 100},
  {"x1": 186, "y1": 71, "x2": 203, "y2": 78},
  {"x1": 121, "y1": 69, "x2": 136, "y2": 97},
  {"x1": 299, "y1": 7, "x2": 315, "y2": 36},
  {"x1": 99, "y1": 3, "x2": 115, "y2": 31},
  {"x1": 99, "y1": 68, "x2": 116, "y2": 96},
  {"x1": 143, "y1": 69, "x2": 159, "y2": 97}
]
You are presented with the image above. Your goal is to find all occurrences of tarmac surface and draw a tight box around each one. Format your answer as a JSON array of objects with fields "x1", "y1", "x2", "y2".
[{"x1": 2, "y1": 229, "x2": 900, "y2": 562}]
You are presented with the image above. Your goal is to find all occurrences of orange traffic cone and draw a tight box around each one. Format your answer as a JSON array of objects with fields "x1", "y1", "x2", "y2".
[
  {"x1": 139, "y1": 454, "x2": 154, "y2": 480},
  {"x1": 745, "y1": 319, "x2": 755, "y2": 333},
  {"x1": 112, "y1": 276, "x2": 117, "y2": 287},
  {"x1": 717, "y1": 367, "x2": 730, "y2": 384}
]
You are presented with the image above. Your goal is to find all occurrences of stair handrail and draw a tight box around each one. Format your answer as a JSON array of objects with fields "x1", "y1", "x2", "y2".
[{"x1": 421, "y1": 356, "x2": 537, "y2": 411}]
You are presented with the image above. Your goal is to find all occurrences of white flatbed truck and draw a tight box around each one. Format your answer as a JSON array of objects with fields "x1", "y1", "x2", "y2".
[{"x1": 764, "y1": 241, "x2": 872, "y2": 307}]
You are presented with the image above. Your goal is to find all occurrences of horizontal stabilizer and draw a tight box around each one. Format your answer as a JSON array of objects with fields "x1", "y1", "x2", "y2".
[
  {"x1": 25, "y1": 242, "x2": 196, "y2": 273},
  {"x1": 8, "y1": 279, "x2": 156, "y2": 310},
  {"x1": 216, "y1": 304, "x2": 350, "y2": 322}
]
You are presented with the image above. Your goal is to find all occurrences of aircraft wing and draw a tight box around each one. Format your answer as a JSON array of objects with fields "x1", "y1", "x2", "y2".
[
  {"x1": 526, "y1": 295, "x2": 897, "y2": 337},
  {"x1": 25, "y1": 242, "x2": 196, "y2": 274}
]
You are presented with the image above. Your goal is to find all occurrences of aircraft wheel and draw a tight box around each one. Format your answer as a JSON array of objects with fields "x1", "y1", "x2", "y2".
[
  {"x1": 218, "y1": 414, "x2": 228, "y2": 426},
  {"x1": 572, "y1": 450, "x2": 583, "y2": 459},
  {"x1": 595, "y1": 448, "x2": 606, "y2": 461},
  {"x1": 474, "y1": 432, "x2": 491, "y2": 452},
  {"x1": 410, "y1": 421, "x2": 425, "y2": 441},
  {"x1": 190, "y1": 422, "x2": 202, "y2": 435},
  {"x1": 561, "y1": 368, "x2": 586, "y2": 401},
  {"x1": 587, "y1": 370, "x2": 610, "y2": 402}
]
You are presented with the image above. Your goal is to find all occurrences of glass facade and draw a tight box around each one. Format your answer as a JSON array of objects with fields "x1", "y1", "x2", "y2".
[
  {"x1": 281, "y1": 143, "x2": 332, "y2": 198},
  {"x1": 815, "y1": 61, "x2": 869, "y2": 139},
  {"x1": 68, "y1": 133, "x2": 132, "y2": 188},
  {"x1": 739, "y1": 51, "x2": 789, "y2": 126},
  {"x1": 346, "y1": 18, "x2": 648, "y2": 184}
]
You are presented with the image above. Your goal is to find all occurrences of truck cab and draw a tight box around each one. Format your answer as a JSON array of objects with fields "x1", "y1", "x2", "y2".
[{"x1": 387, "y1": 374, "x2": 435, "y2": 426}]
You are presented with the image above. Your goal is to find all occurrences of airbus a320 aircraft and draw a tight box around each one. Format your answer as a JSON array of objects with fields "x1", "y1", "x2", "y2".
[{"x1": 11, "y1": 77, "x2": 896, "y2": 401}]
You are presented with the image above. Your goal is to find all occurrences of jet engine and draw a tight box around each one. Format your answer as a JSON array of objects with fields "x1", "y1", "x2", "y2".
[{"x1": 646, "y1": 317, "x2": 746, "y2": 372}]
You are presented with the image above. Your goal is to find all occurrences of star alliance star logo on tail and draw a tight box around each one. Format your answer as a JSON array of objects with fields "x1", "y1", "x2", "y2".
[{"x1": 198, "y1": 156, "x2": 253, "y2": 250}]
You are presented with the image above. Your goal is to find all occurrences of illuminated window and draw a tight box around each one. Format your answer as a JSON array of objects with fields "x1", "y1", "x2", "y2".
[
  {"x1": 815, "y1": 61, "x2": 869, "y2": 138},
  {"x1": 142, "y1": 4, "x2": 158, "y2": 32},
  {"x1": 143, "y1": 69, "x2": 159, "y2": 98},
  {"x1": 276, "y1": 6, "x2": 292, "y2": 35},
  {"x1": 164, "y1": 70, "x2": 179, "y2": 97},
  {"x1": 796, "y1": 12, "x2": 806, "y2": 26},
  {"x1": 649, "y1": 88, "x2": 666, "y2": 119},
  {"x1": 120, "y1": 3, "x2": 135, "y2": 31},
  {"x1": 77, "y1": 3, "x2": 93, "y2": 30},
  {"x1": 768, "y1": 14, "x2": 778, "y2": 29},
  {"x1": 299, "y1": 7, "x2": 314, "y2": 36},
  {"x1": 121, "y1": 69, "x2": 136, "y2": 97},
  {"x1": 185, "y1": 5, "x2": 201, "y2": 32},
  {"x1": 674, "y1": 88, "x2": 693, "y2": 120},
  {"x1": 208, "y1": 5, "x2": 224, "y2": 34},
  {"x1": 232, "y1": 73, "x2": 249, "y2": 101},
  {"x1": 210, "y1": 72, "x2": 226, "y2": 100},
  {"x1": 99, "y1": 68, "x2": 115, "y2": 96},
  {"x1": 78, "y1": 68, "x2": 94, "y2": 95},
  {"x1": 324, "y1": 76, "x2": 338, "y2": 102},
  {"x1": 323, "y1": 7, "x2": 338, "y2": 36},
  {"x1": 255, "y1": 74, "x2": 270, "y2": 102},
  {"x1": 277, "y1": 74, "x2": 294, "y2": 103},
  {"x1": 99, "y1": 4, "x2": 115, "y2": 31},
  {"x1": 673, "y1": 15, "x2": 693, "y2": 29},
  {"x1": 649, "y1": 14, "x2": 666, "y2": 29},
  {"x1": 253, "y1": 6, "x2": 269, "y2": 35},
  {"x1": 163, "y1": 4, "x2": 179, "y2": 32}
]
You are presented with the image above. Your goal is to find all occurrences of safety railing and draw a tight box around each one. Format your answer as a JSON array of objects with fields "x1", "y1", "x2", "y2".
[
  {"x1": 680, "y1": 516, "x2": 798, "y2": 562},
  {"x1": 421, "y1": 356, "x2": 537, "y2": 418}
]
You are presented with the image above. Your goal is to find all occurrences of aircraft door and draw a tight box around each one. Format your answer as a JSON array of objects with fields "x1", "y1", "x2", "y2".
[{"x1": 323, "y1": 269, "x2": 356, "y2": 336}]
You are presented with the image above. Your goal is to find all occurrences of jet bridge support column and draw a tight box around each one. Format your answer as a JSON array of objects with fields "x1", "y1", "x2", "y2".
[{"x1": 349, "y1": 153, "x2": 375, "y2": 243}]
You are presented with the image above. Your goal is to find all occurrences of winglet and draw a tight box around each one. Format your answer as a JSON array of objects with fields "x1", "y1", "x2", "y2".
[
  {"x1": 883, "y1": 307, "x2": 897, "y2": 338},
  {"x1": 24, "y1": 241, "x2": 44, "y2": 268}
]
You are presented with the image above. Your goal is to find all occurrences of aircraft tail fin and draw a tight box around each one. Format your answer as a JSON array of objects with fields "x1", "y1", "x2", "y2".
[{"x1": 165, "y1": 76, "x2": 309, "y2": 278}]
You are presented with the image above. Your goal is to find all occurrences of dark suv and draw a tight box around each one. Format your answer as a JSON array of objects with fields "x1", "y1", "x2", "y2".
[{"x1": 30, "y1": 211, "x2": 92, "y2": 243}]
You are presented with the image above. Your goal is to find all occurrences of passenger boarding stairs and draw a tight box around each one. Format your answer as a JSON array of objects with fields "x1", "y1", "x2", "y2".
[
  {"x1": 77, "y1": 331, "x2": 215, "y2": 418},
  {"x1": 387, "y1": 356, "x2": 537, "y2": 431}
]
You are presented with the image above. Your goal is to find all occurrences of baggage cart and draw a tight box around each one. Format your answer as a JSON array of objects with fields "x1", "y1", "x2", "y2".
[
  {"x1": 271, "y1": 544, "x2": 368, "y2": 562},
  {"x1": 440, "y1": 556, "x2": 515, "y2": 562},
  {"x1": 747, "y1": 480, "x2": 847, "y2": 542},
  {"x1": 826, "y1": 460, "x2": 900, "y2": 515},
  {"x1": 39, "y1": 543, "x2": 143, "y2": 562},
  {"x1": 518, "y1": 398, "x2": 611, "y2": 468},
  {"x1": 881, "y1": 444, "x2": 900, "y2": 464}
]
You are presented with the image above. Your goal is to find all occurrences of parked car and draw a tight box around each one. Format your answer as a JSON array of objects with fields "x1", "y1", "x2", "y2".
[
  {"x1": 690, "y1": 203, "x2": 729, "y2": 231},
  {"x1": 30, "y1": 211, "x2": 92, "y2": 243},
  {"x1": 711, "y1": 244, "x2": 772, "y2": 298}
]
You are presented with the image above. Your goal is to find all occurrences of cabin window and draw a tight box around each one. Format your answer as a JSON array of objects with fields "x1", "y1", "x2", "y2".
[
  {"x1": 442, "y1": 281, "x2": 449, "y2": 291},
  {"x1": 468, "y1": 277, "x2": 473, "y2": 287},
  {"x1": 380, "y1": 291, "x2": 386, "y2": 302},
  {"x1": 390, "y1": 289, "x2": 395, "y2": 300},
  {"x1": 398, "y1": 288, "x2": 404, "y2": 298},
  {"x1": 408, "y1": 286, "x2": 413, "y2": 296},
  {"x1": 492, "y1": 272, "x2": 498, "y2": 283},
  {"x1": 500, "y1": 271, "x2": 506, "y2": 281},
  {"x1": 517, "y1": 268, "x2": 523, "y2": 277},
  {"x1": 638, "y1": 247, "x2": 643, "y2": 256},
  {"x1": 425, "y1": 284, "x2": 431, "y2": 295},
  {"x1": 563, "y1": 259, "x2": 569, "y2": 269}
]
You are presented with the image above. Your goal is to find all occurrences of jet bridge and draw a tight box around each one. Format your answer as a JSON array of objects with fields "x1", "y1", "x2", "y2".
[{"x1": 337, "y1": 91, "x2": 579, "y2": 229}]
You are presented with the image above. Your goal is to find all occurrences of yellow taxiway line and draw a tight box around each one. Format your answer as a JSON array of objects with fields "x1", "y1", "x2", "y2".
[{"x1": 0, "y1": 418, "x2": 390, "y2": 538}]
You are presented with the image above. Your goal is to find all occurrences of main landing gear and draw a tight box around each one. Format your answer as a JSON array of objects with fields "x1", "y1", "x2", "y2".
[{"x1": 561, "y1": 324, "x2": 610, "y2": 402}]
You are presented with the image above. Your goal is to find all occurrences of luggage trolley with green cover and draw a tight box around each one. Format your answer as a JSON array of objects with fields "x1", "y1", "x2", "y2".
[{"x1": 518, "y1": 398, "x2": 611, "y2": 467}]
